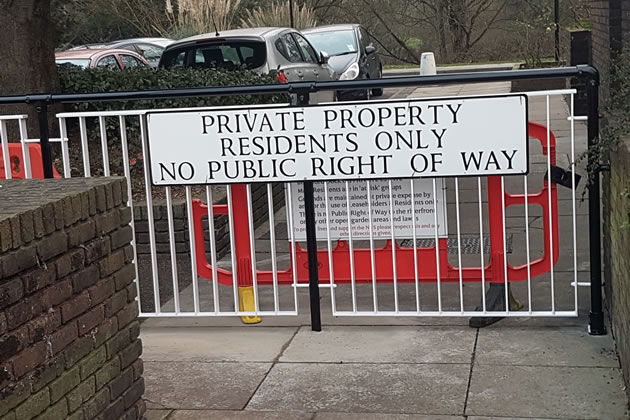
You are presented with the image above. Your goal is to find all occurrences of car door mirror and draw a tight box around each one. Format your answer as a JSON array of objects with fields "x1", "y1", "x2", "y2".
[
  {"x1": 319, "y1": 51, "x2": 330, "y2": 65},
  {"x1": 365, "y1": 44, "x2": 377, "y2": 55}
]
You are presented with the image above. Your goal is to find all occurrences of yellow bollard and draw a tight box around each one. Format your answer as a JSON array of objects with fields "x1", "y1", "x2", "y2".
[
  {"x1": 238, "y1": 286, "x2": 262, "y2": 324},
  {"x1": 508, "y1": 284, "x2": 524, "y2": 311}
]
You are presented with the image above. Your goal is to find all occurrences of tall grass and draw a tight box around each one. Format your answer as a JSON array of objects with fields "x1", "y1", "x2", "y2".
[
  {"x1": 240, "y1": 1, "x2": 317, "y2": 30},
  {"x1": 166, "y1": 0, "x2": 241, "y2": 35}
]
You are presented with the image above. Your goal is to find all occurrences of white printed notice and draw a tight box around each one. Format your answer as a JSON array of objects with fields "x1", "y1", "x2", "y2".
[
  {"x1": 146, "y1": 95, "x2": 528, "y2": 185},
  {"x1": 290, "y1": 179, "x2": 447, "y2": 241}
]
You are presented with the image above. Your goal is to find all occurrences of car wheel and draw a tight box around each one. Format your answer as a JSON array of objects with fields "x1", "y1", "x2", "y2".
[{"x1": 372, "y1": 67, "x2": 384, "y2": 97}]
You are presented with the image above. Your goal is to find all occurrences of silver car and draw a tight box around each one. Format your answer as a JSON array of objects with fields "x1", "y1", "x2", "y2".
[
  {"x1": 158, "y1": 28, "x2": 337, "y2": 103},
  {"x1": 71, "y1": 37, "x2": 174, "y2": 68}
]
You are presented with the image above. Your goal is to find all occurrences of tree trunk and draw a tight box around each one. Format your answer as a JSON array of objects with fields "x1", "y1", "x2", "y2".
[
  {"x1": 436, "y1": 2, "x2": 449, "y2": 60},
  {"x1": 446, "y1": 0, "x2": 467, "y2": 60},
  {"x1": 0, "y1": 0, "x2": 60, "y2": 140}
]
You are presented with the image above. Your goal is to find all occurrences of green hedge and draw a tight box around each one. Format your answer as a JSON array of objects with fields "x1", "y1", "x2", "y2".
[
  {"x1": 58, "y1": 65, "x2": 290, "y2": 111},
  {"x1": 57, "y1": 66, "x2": 290, "y2": 156}
]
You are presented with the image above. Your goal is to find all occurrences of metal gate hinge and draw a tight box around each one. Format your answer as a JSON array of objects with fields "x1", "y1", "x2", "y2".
[{"x1": 544, "y1": 165, "x2": 581, "y2": 189}]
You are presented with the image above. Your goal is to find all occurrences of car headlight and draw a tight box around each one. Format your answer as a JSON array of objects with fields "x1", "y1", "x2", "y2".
[{"x1": 339, "y1": 62, "x2": 360, "y2": 80}]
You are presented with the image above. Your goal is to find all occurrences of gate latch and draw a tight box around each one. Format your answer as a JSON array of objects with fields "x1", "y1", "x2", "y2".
[{"x1": 544, "y1": 165, "x2": 581, "y2": 189}]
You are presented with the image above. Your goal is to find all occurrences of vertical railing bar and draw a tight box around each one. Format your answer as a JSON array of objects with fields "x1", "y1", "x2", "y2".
[
  {"x1": 206, "y1": 186, "x2": 220, "y2": 314},
  {"x1": 388, "y1": 179, "x2": 399, "y2": 313},
  {"x1": 501, "y1": 176, "x2": 509, "y2": 314},
  {"x1": 410, "y1": 180, "x2": 420, "y2": 313},
  {"x1": 433, "y1": 179, "x2": 442, "y2": 313},
  {"x1": 478, "y1": 177, "x2": 487, "y2": 312},
  {"x1": 227, "y1": 186, "x2": 240, "y2": 313},
  {"x1": 246, "y1": 185, "x2": 260, "y2": 313},
  {"x1": 79, "y1": 117, "x2": 91, "y2": 177},
  {"x1": 58, "y1": 118, "x2": 71, "y2": 178},
  {"x1": 139, "y1": 115, "x2": 160, "y2": 313},
  {"x1": 324, "y1": 181, "x2": 336, "y2": 315},
  {"x1": 285, "y1": 184, "x2": 299, "y2": 313},
  {"x1": 185, "y1": 186, "x2": 200, "y2": 314},
  {"x1": 455, "y1": 178, "x2": 464, "y2": 314},
  {"x1": 119, "y1": 116, "x2": 140, "y2": 313},
  {"x1": 98, "y1": 116, "x2": 110, "y2": 177},
  {"x1": 524, "y1": 175, "x2": 532, "y2": 314},
  {"x1": 367, "y1": 181, "x2": 378, "y2": 313},
  {"x1": 570, "y1": 93, "x2": 578, "y2": 312},
  {"x1": 0, "y1": 121, "x2": 11, "y2": 179},
  {"x1": 345, "y1": 181, "x2": 357, "y2": 312},
  {"x1": 165, "y1": 187, "x2": 180, "y2": 314},
  {"x1": 18, "y1": 118, "x2": 31, "y2": 179},
  {"x1": 266, "y1": 184, "x2": 278, "y2": 314},
  {"x1": 546, "y1": 95, "x2": 555, "y2": 313}
]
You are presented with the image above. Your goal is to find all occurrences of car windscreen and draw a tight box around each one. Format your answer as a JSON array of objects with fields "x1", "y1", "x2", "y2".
[
  {"x1": 55, "y1": 59, "x2": 90, "y2": 68},
  {"x1": 160, "y1": 40, "x2": 266, "y2": 70},
  {"x1": 305, "y1": 30, "x2": 357, "y2": 56}
]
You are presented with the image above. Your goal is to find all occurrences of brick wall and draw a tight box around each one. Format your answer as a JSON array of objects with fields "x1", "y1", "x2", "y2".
[
  {"x1": 603, "y1": 138, "x2": 630, "y2": 400},
  {"x1": 0, "y1": 178, "x2": 145, "y2": 420},
  {"x1": 590, "y1": 0, "x2": 630, "y2": 97},
  {"x1": 593, "y1": 0, "x2": 630, "y2": 400},
  {"x1": 591, "y1": 0, "x2": 612, "y2": 87}
]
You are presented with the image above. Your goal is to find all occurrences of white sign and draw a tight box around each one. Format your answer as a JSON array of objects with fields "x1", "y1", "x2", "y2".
[
  {"x1": 147, "y1": 95, "x2": 528, "y2": 185},
  {"x1": 290, "y1": 179, "x2": 447, "y2": 241}
]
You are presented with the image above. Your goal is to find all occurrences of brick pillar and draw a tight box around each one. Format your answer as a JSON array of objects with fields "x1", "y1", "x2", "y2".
[{"x1": 0, "y1": 177, "x2": 145, "y2": 420}]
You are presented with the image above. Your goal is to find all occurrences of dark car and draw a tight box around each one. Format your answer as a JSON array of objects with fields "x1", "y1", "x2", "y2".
[
  {"x1": 303, "y1": 24, "x2": 383, "y2": 100},
  {"x1": 70, "y1": 38, "x2": 174, "y2": 68},
  {"x1": 158, "y1": 27, "x2": 337, "y2": 103}
]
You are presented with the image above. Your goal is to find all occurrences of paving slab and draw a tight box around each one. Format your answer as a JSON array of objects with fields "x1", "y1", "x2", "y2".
[
  {"x1": 466, "y1": 365, "x2": 628, "y2": 419},
  {"x1": 144, "y1": 361, "x2": 271, "y2": 410},
  {"x1": 476, "y1": 327, "x2": 619, "y2": 367},
  {"x1": 141, "y1": 327, "x2": 298, "y2": 362},
  {"x1": 247, "y1": 363, "x2": 469, "y2": 415},
  {"x1": 168, "y1": 410, "x2": 314, "y2": 419},
  {"x1": 314, "y1": 414, "x2": 464, "y2": 419},
  {"x1": 467, "y1": 418, "x2": 557, "y2": 420},
  {"x1": 146, "y1": 410, "x2": 172, "y2": 420},
  {"x1": 280, "y1": 326, "x2": 475, "y2": 364}
]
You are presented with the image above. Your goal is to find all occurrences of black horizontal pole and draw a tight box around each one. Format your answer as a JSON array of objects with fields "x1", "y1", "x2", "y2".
[{"x1": 0, "y1": 65, "x2": 598, "y2": 105}]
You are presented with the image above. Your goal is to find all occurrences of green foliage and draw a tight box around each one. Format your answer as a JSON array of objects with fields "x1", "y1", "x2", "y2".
[
  {"x1": 58, "y1": 65, "x2": 290, "y2": 112},
  {"x1": 588, "y1": 51, "x2": 630, "y2": 177},
  {"x1": 55, "y1": 65, "x2": 289, "y2": 178},
  {"x1": 57, "y1": 65, "x2": 290, "y2": 142},
  {"x1": 52, "y1": 0, "x2": 142, "y2": 48},
  {"x1": 405, "y1": 38, "x2": 424, "y2": 50}
]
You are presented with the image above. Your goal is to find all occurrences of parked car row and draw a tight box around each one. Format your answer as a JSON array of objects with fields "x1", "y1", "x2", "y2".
[{"x1": 55, "y1": 25, "x2": 383, "y2": 101}]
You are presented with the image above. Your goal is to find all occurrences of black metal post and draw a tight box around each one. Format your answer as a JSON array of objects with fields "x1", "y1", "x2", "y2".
[
  {"x1": 304, "y1": 180, "x2": 321, "y2": 332},
  {"x1": 587, "y1": 76, "x2": 606, "y2": 335},
  {"x1": 554, "y1": 0, "x2": 560, "y2": 62},
  {"x1": 36, "y1": 101, "x2": 54, "y2": 179},
  {"x1": 289, "y1": 0, "x2": 294, "y2": 28},
  {"x1": 296, "y1": 89, "x2": 321, "y2": 332}
]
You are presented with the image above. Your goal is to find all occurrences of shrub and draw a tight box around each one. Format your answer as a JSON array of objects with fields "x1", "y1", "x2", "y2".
[
  {"x1": 58, "y1": 65, "x2": 289, "y2": 112},
  {"x1": 55, "y1": 65, "x2": 290, "y2": 179}
]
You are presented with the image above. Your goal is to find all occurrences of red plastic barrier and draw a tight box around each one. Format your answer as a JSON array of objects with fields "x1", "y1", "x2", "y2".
[
  {"x1": 192, "y1": 122, "x2": 558, "y2": 287},
  {"x1": 0, "y1": 143, "x2": 61, "y2": 179}
]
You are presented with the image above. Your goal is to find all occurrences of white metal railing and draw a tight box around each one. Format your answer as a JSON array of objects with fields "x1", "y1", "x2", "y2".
[{"x1": 0, "y1": 88, "x2": 587, "y2": 320}]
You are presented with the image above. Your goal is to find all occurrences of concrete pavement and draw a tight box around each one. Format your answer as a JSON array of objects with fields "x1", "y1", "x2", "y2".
[{"x1": 141, "y1": 324, "x2": 627, "y2": 419}]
